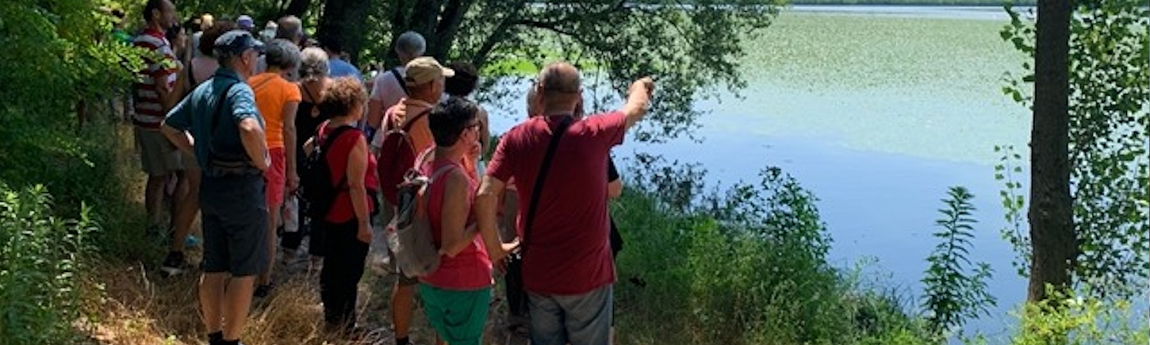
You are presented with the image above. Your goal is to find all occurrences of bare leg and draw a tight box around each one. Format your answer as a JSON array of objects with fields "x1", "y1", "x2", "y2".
[
  {"x1": 392, "y1": 283, "x2": 415, "y2": 340},
  {"x1": 260, "y1": 209, "x2": 281, "y2": 286},
  {"x1": 171, "y1": 169, "x2": 201, "y2": 252},
  {"x1": 145, "y1": 175, "x2": 169, "y2": 228},
  {"x1": 199, "y1": 272, "x2": 227, "y2": 333},
  {"x1": 223, "y1": 276, "x2": 257, "y2": 340}
]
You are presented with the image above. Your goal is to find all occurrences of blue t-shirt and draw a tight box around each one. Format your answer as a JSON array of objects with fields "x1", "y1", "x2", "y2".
[
  {"x1": 164, "y1": 68, "x2": 264, "y2": 171},
  {"x1": 328, "y1": 58, "x2": 362, "y2": 80}
]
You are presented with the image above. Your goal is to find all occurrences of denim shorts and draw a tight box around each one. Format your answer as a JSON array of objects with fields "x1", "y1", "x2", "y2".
[
  {"x1": 200, "y1": 173, "x2": 268, "y2": 276},
  {"x1": 528, "y1": 284, "x2": 613, "y2": 345}
]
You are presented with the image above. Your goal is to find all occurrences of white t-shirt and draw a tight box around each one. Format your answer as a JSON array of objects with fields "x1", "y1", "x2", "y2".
[
  {"x1": 369, "y1": 66, "x2": 408, "y2": 148},
  {"x1": 371, "y1": 66, "x2": 408, "y2": 116}
]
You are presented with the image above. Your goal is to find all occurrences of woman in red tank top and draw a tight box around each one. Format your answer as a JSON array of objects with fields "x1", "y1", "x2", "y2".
[
  {"x1": 306, "y1": 77, "x2": 378, "y2": 334},
  {"x1": 418, "y1": 97, "x2": 499, "y2": 345}
]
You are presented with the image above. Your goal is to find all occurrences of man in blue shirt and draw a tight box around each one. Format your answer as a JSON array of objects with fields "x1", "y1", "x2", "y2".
[
  {"x1": 321, "y1": 34, "x2": 361, "y2": 80},
  {"x1": 161, "y1": 30, "x2": 268, "y2": 345}
]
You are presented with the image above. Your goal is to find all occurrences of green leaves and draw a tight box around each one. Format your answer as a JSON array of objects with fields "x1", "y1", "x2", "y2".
[
  {"x1": 1000, "y1": 0, "x2": 1149, "y2": 299},
  {"x1": 0, "y1": 184, "x2": 97, "y2": 344},
  {"x1": 921, "y1": 186, "x2": 996, "y2": 339},
  {"x1": 450, "y1": 0, "x2": 783, "y2": 143}
]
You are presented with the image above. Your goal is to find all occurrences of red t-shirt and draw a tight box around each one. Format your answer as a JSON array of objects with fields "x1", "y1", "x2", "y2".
[
  {"x1": 486, "y1": 112, "x2": 626, "y2": 295},
  {"x1": 319, "y1": 122, "x2": 379, "y2": 223},
  {"x1": 421, "y1": 159, "x2": 492, "y2": 290}
]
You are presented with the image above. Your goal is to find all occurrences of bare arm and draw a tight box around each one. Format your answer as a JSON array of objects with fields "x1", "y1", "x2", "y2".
[
  {"x1": 608, "y1": 179, "x2": 623, "y2": 199},
  {"x1": 302, "y1": 136, "x2": 316, "y2": 156},
  {"x1": 239, "y1": 118, "x2": 270, "y2": 171},
  {"x1": 347, "y1": 138, "x2": 371, "y2": 228},
  {"x1": 157, "y1": 69, "x2": 182, "y2": 111},
  {"x1": 476, "y1": 175, "x2": 516, "y2": 261},
  {"x1": 439, "y1": 171, "x2": 476, "y2": 257},
  {"x1": 367, "y1": 99, "x2": 385, "y2": 131},
  {"x1": 161, "y1": 124, "x2": 193, "y2": 153},
  {"x1": 477, "y1": 107, "x2": 491, "y2": 153},
  {"x1": 622, "y1": 77, "x2": 655, "y2": 130},
  {"x1": 283, "y1": 102, "x2": 300, "y2": 191},
  {"x1": 167, "y1": 68, "x2": 189, "y2": 109}
]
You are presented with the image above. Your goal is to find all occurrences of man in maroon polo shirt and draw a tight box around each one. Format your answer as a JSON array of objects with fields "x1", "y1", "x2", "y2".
[{"x1": 475, "y1": 62, "x2": 654, "y2": 345}]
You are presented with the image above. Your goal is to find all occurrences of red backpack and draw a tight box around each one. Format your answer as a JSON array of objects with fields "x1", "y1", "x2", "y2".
[{"x1": 377, "y1": 109, "x2": 431, "y2": 205}]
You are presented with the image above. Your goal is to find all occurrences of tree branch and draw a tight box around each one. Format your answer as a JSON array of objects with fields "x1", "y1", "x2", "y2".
[
  {"x1": 433, "y1": 0, "x2": 477, "y2": 60},
  {"x1": 515, "y1": 19, "x2": 583, "y2": 42}
]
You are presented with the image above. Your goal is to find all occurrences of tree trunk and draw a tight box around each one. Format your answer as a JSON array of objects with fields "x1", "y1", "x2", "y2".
[
  {"x1": 282, "y1": 0, "x2": 312, "y2": 19},
  {"x1": 1027, "y1": 0, "x2": 1075, "y2": 303},
  {"x1": 317, "y1": 0, "x2": 370, "y2": 64}
]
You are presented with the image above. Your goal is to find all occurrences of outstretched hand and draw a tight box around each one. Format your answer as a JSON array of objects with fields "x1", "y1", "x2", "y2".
[{"x1": 629, "y1": 77, "x2": 655, "y2": 99}]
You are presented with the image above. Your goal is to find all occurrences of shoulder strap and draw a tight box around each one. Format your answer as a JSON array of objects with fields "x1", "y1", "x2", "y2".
[
  {"x1": 319, "y1": 123, "x2": 357, "y2": 153},
  {"x1": 301, "y1": 82, "x2": 320, "y2": 102},
  {"x1": 207, "y1": 80, "x2": 240, "y2": 162},
  {"x1": 318, "y1": 124, "x2": 357, "y2": 189},
  {"x1": 522, "y1": 116, "x2": 574, "y2": 255},
  {"x1": 209, "y1": 81, "x2": 239, "y2": 134},
  {"x1": 428, "y1": 163, "x2": 457, "y2": 182},
  {"x1": 391, "y1": 68, "x2": 409, "y2": 95},
  {"x1": 401, "y1": 109, "x2": 432, "y2": 132}
]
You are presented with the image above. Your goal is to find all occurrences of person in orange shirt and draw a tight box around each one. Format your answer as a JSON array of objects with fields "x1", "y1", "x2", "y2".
[{"x1": 249, "y1": 39, "x2": 302, "y2": 297}]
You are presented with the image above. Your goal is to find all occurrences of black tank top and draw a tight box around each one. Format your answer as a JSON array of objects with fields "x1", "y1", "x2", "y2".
[{"x1": 295, "y1": 83, "x2": 330, "y2": 163}]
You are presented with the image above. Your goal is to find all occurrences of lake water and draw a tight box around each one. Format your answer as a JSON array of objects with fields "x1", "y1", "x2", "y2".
[{"x1": 484, "y1": 6, "x2": 1117, "y2": 342}]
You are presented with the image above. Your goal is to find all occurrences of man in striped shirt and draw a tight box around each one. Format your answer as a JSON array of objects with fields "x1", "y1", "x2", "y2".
[{"x1": 133, "y1": 0, "x2": 185, "y2": 244}]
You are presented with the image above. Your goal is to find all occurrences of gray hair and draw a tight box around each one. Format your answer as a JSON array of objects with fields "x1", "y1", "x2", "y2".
[
  {"x1": 275, "y1": 15, "x2": 304, "y2": 41},
  {"x1": 394, "y1": 31, "x2": 426, "y2": 58},
  {"x1": 299, "y1": 47, "x2": 329, "y2": 81},
  {"x1": 264, "y1": 39, "x2": 301, "y2": 71}
]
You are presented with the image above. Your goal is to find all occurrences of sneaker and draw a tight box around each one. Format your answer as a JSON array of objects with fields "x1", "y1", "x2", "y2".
[
  {"x1": 185, "y1": 234, "x2": 201, "y2": 248},
  {"x1": 254, "y1": 283, "x2": 274, "y2": 298},
  {"x1": 160, "y1": 251, "x2": 187, "y2": 276}
]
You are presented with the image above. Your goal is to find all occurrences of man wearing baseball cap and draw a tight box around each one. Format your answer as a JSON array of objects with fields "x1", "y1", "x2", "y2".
[
  {"x1": 161, "y1": 30, "x2": 268, "y2": 345},
  {"x1": 376, "y1": 56, "x2": 453, "y2": 345}
]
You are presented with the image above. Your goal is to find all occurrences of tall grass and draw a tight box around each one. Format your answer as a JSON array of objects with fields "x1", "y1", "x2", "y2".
[{"x1": 0, "y1": 184, "x2": 98, "y2": 344}]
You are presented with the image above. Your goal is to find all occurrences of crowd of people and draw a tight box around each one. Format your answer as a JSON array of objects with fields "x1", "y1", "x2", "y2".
[{"x1": 131, "y1": 1, "x2": 654, "y2": 344}]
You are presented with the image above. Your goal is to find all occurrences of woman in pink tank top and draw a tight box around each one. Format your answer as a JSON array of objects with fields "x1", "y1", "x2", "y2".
[{"x1": 418, "y1": 97, "x2": 496, "y2": 345}]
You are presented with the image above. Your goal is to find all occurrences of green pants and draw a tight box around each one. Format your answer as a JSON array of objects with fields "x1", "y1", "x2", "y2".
[{"x1": 418, "y1": 284, "x2": 491, "y2": 345}]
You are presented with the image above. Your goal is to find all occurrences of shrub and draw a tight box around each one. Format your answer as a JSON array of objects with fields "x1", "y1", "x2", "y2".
[
  {"x1": 1003, "y1": 287, "x2": 1148, "y2": 345},
  {"x1": 0, "y1": 184, "x2": 98, "y2": 344},
  {"x1": 615, "y1": 156, "x2": 930, "y2": 344}
]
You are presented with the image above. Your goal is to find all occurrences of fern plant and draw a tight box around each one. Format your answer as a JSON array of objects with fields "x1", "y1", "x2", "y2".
[{"x1": 921, "y1": 186, "x2": 996, "y2": 338}]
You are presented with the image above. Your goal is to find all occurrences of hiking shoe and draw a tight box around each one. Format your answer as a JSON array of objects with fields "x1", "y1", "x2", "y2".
[
  {"x1": 160, "y1": 251, "x2": 187, "y2": 276},
  {"x1": 254, "y1": 284, "x2": 274, "y2": 298}
]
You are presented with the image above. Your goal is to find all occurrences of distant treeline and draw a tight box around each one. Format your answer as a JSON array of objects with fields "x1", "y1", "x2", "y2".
[{"x1": 789, "y1": 0, "x2": 1034, "y2": 5}]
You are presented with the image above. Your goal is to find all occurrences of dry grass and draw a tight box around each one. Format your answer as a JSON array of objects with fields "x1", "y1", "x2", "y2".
[
  {"x1": 78, "y1": 239, "x2": 535, "y2": 345},
  {"x1": 80, "y1": 122, "x2": 528, "y2": 345},
  {"x1": 81, "y1": 260, "x2": 530, "y2": 345}
]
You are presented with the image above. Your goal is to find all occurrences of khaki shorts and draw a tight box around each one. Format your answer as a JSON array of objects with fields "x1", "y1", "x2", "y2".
[{"x1": 135, "y1": 127, "x2": 184, "y2": 176}]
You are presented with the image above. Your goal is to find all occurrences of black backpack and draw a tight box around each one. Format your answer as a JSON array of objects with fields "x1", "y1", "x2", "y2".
[{"x1": 301, "y1": 122, "x2": 357, "y2": 220}]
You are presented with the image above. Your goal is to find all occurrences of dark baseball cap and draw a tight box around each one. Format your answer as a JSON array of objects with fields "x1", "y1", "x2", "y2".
[{"x1": 214, "y1": 30, "x2": 264, "y2": 57}]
